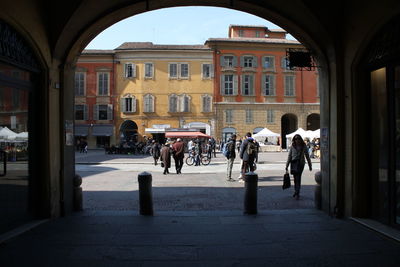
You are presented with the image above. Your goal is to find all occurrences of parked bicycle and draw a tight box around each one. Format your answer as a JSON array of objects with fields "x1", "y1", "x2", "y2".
[{"x1": 185, "y1": 150, "x2": 210, "y2": 166}]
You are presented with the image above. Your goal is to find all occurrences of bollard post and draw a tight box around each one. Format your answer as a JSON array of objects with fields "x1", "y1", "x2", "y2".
[
  {"x1": 314, "y1": 171, "x2": 322, "y2": 210},
  {"x1": 244, "y1": 172, "x2": 258, "y2": 215},
  {"x1": 138, "y1": 171, "x2": 153, "y2": 215},
  {"x1": 73, "y1": 174, "x2": 83, "y2": 211}
]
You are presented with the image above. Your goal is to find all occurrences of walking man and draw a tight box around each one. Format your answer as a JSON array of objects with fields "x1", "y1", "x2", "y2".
[
  {"x1": 238, "y1": 132, "x2": 257, "y2": 182},
  {"x1": 172, "y1": 138, "x2": 185, "y2": 174},
  {"x1": 225, "y1": 134, "x2": 237, "y2": 181}
]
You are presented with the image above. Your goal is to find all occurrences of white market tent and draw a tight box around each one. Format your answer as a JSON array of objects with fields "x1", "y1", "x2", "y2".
[
  {"x1": 253, "y1": 127, "x2": 280, "y2": 145},
  {"x1": 0, "y1": 127, "x2": 17, "y2": 140},
  {"x1": 16, "y1": 132, "x2": 28, "y2": 140},
  {"x1": 286, "y1": 128, "x2": 320, "y2": 147}
]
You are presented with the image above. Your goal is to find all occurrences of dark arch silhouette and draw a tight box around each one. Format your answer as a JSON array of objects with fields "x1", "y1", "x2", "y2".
[
  {"x1": 281, "y1": 113, "x2": 298, "y2": 149},
  {"x1": 120, "y1": 120, "x2": 138, "y2": 142},
  {"x1": 307, "y1": 113, "x2": 320, "y2": 130}
]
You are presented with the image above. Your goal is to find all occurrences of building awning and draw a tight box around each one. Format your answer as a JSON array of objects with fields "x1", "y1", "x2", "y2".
[
  {"x1": 74, "y1": 125, "x2": 89, "y2": 136},
  {"x1": 165, "y1": 131, "x2": 211, "y2": 139},
  {"x1": 92, "y1": 124, "x2": 113, "y2": 136},
  {"x1": 145, "y1": 128, "x2": 166, "y2": 134}
]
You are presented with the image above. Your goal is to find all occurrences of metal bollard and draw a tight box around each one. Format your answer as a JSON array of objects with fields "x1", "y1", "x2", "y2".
[
  {"x1": 73, "y1": 174, "x2": 83, "y2": 211},
  {"x1": 138, "y1": 171, "x2": 153, "y2": 215},
  {"x1": 244, "y1": 172, "x2": 258, "y2": 215},
  {"x1": 314, "y1": 171, "x2": 322, "y2": 210}
]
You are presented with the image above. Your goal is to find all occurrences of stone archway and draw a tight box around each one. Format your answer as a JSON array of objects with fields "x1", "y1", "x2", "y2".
[
  {"x1": 281, "y1": 113, "x2": 297, "y2": 149},
  {"x1": 307, "y1": 113, "x2": 320, "y2": 130},
  {"x1": 120, "y1": 120, "x2": 138, "y2": 142}
]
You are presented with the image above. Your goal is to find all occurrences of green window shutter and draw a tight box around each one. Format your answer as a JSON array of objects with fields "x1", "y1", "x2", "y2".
[
  {"x1": 240, "y1": 55, "x2": 244, "y2": 67},
  {"x1": 250, "y1": 75, "x2": 255, "y2": 95},
  {"x1": 107, "y1": 104, "x2": 113, "y2": 120},
  {"x1": 233, "y1": 56, "x2": 238, "y2": 67},
  {"x1": 220, "y1": 56, "x2": 225, "y2": 67},
  {"x1": 83, "y1": 104, "x2": 88, "y2": 120},
  {"x1": 253, "y1": 56, "x2": 258, "y2": 67},
  {"x1": 94, "y1": 104, "x2": 99, "y2": 120},
  {"x1": 132, "y1": 97, "x2": 137, "y2": 112},
  {"x1": 120, "y1": 97, "x2": 125, "y2": 112},
  {"x1": 271, "y1": 76, "x2": 275, "y2": 95},
  {"x1": 210, "y1": 64, "x2": 214, "y2": 78},
  {"x1": 233, "y1": 75, "x2": 238, "y2": 95},
  {"x1": 220, "y1": 75, "x2": 224, "y2": 95}
]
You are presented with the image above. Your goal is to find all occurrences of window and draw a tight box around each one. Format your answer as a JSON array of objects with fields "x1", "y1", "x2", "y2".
[
  {"x1": 238, "y1": 30, "x2": 244, "y2": 37},
  {"x1": 75, "y1": 104, "x2": 88, "y2": 120},
  {"x1": 221, "y1": 74, "x2": 239, "y2": 95},
  {"x1": 263, "y1": 75, "x2": 275, "y2": 96},
  {"x1": 181, "y1": 94, "x2": 190, "y2": 112},
  {"x1": 98, "y1": 72, "x2": 109, "y2": 95},
  {"x1": 75, "y1": 72, "x2": 85, "y2": 96},
  {"x1": 243, "y1": 56, "x2": 254, "y2": 68},
  {"x1": 12, "y1": 89, "x2": 19, "y2": 108},
  {"x1": 143, "y1": 94, "x2": 154, "y2": 113},
  {"x1": 180, "y1": 63, "x2": 189, "y2": 78},
  {"x1": 242, "y1": 74, "x2": 254, "y2": 96},
  {"x1": 94, "y1": 104, "x2": 113, "y2": 120},
  {"x1": 120, "y1": 95, "x2": 136, "y2": 113},
  {"x1": 263, "y1": 56, "x2": 275, "y2": 69},
  {"x1": 225, "y1": 109, "x2": 233, "y2": 123},
  {"x1": 281, "y1": 57, "x2": 291, "y2": 70},
  {"x1": 202, "y1": 63, "x2": 213, "y2": 79},
  {"x1": 124, "y1": 63, "x2": 136, "y2": 78},
  {"x1": 245, "y1": 109, "x2": 253, "y2": 124},
  {"x1": 169, "y1": 94, "x2": 178, "y2": 112},
  {"x1": 255, "y1": 31, "x2": 261, "y2": 37},
  {"x1": 202, "y1": 94, "x2": 212, "y2": 112},
  {"x1": 221, "y1": 55, "x2": 236, "y2": 67},
  {"x1": 169, "y1": 63, "x2": 178, "y2": 78},
  {"x1": 284, "y1": 76, "x2": 295, "y2": 96},
  {"x1": 144, "y1": 63, "x2": 154, "y2": 78},
  {"x1": 267, "y1": 110, "x2": 275, "y2": 123}
]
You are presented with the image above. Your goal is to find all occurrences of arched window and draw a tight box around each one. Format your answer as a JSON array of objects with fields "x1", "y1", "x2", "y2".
[
  {"x1": 180, "y1": 94, "x2": 191, "y2": 112},
  {"x1": 169, "y1": 94, "x2": 191, "y2": 112},
  {"x1": 120, "y1": 94, "x2": 136, "y2": 113},
  {"x1": 169, "y1": 94, "x2": 178, "y2": 112},
  {"x1": 143, "y1": 94, "x2": 154, "y2": 113},
  {"x1": 201, "y1": 94, "x2": 212, "y2": 112}
]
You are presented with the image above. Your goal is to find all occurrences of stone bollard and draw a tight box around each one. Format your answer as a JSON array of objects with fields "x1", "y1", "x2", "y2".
[
  {"x1": 314, "y1": 171, "x2": 322, "y2": 210},
  {"x1": 244, "y1": 172, "x2": 258, "y2": 215},
  {"x1": 73, "y1": 174, "x2": 83, "y2": 211},
  {"x1": 138, "y1": 171, "x2": 153, "y2": 215}
]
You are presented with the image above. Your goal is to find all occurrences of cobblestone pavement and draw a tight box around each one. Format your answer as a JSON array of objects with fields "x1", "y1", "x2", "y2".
[{"x1": 76, "y1": 150, "x2": 320, "y2": 212}]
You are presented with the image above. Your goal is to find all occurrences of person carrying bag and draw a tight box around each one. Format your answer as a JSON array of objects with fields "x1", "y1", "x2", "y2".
[{"x1": 285, "y1": 134, "x2": 312, "y2": 200}]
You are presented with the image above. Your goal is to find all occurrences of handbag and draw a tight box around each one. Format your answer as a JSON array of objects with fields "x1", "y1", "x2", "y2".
[
  {"x1": 161, "y1": 162, "x2": 165, "y2": 168},
  {"x1": 290, "y1": 159, "x2": 300, "y2": 175},
  {"x1": 282, "y1": 172, "x2": 291, "y2": 190}
]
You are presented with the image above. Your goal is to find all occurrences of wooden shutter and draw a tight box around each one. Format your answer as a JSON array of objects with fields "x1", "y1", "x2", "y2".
[
  {"x1": 271, "y1": 76, "x2": 275, "y2": 95},
  {"x1": 220, "y1": 56, "x2": 225, "y2": 67},
  {"x1": 233, "y1": 75, "x2": 238, "y2": 95},
  {"x1": 253, "y1": 56, "x2": 258, "y2": 67},
  {"x1": 94, "y1": 104, "x2": 99, "y2": 120},
  {"x1": 240, "y1": 55, "x2": 244, "y2": 67},
  {"x1": 233, "y1": 56, "x2": 238, "y2": 67},
  {"x1": 132, "y1": 97, "x2": 137, "y2": 112},
  {"x1": 107, "y1": 104, "x2": 113, "y2": 120},
  {"x1": 210, "y1": 64, "x2": 214, "y2": 78},
  {"x1": 83, "y1": 104, "x2": 88, "y2": 120},
  {"x1": 250, "y1": 75, "x2": 254, "y2": 95},
  {"x1": 120, "y1": 97, "x2": 126, "y2": 112}
]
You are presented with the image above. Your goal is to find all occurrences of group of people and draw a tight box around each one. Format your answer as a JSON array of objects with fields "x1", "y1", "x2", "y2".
[
  {"x1": 224, "y1": 132, "x2": 312, "y2": 200},
  {"x1": 149, "y1": 138, "x2": 185, "y2": 175}
]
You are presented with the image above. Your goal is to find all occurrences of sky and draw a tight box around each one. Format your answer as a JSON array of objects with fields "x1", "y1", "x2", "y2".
[{"x1": 85, "y1": 6, "x2": 294, "y2": 49}]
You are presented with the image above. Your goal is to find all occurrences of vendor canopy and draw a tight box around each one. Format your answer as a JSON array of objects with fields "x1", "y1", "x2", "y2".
[
  {"x1": 165, "y1": 131, "x2": 211, "y2": 139},
  {"x1": 252, "y1": 127, "x2": 280, "y2": 137},
  {"x1": 0, "y1": 126, "x2": 17, "y2": 139}
]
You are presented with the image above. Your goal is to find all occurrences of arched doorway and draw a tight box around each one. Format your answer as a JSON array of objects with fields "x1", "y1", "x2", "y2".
[
  {"x1": 281, "y1": 114, "x2": 297, "y2": 149},
  {"x1": 120, "y1": 120, "x2": 138, "y2": 143},
  {"x1": 307, "y1": 113, "x2": 320, "y2": 130},
  {"x1": 0, "y1": 20, "x2": 43, "y2": 235}
]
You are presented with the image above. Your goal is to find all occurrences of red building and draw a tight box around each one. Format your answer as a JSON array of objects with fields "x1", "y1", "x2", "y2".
[
  {"x1": 205, "y1": 25, "x2": 320, "y2": 147},
  {"x1": 74, "y1": 50, "x2": 117, "y2": 149}
]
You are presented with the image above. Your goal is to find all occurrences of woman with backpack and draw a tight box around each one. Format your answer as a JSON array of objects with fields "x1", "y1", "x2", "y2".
[{"x1": 285, "y1": 134, "x2": 312, "y2": 200}]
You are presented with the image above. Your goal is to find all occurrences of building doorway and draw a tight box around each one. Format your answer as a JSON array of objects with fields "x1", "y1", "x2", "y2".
[
  {"x1": 120, "y1": 120, "x2": 138, "y2": 143},
  {"x1": 307, "y1": 113, "x2": 320, "y2": 130},
  {"x1": 281, "y1": 114, "x2": 297, "y2": 149}
]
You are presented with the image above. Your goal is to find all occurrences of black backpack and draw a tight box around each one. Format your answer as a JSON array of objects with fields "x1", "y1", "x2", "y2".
[{"x1": 246, "y1": 141, "x2": 257, "y2": 156}]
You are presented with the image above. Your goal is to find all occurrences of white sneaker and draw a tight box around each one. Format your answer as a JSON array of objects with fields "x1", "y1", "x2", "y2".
[
  {"x1": 238, "y1": 178, "x2": 244, "y2": 183},
  {"x1": 237, "y1": 175, "x2": 243, "y2": 179}
]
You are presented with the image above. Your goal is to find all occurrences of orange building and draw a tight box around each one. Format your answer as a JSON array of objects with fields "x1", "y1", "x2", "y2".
[
  {"x1": 205, "y1": 25, "x2": 320, "y2": 148},
  {"x1": 74, "y1": 50, "x2": 117, "y2": 149}
]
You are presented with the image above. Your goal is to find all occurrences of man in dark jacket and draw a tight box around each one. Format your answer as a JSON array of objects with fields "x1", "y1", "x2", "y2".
[
  {"x1": 172, "y1": 138, "x2": 185, "y2": 174},
  {"x1": 226, "y1": 134, "x2": 237, "y2": 181},
  {"x1": 238, "y1": 132, "x2": 257, "y2": 182}
]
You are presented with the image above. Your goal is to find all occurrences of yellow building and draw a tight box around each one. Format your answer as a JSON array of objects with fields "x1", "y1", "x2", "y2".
[{"x1": 114, "y1": 42, "x2": 214, "y2": 143}]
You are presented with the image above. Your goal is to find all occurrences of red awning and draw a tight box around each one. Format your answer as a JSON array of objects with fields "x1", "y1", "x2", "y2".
[{"x1": 165, "y1": 131, "x2": 211, "y2": 139}]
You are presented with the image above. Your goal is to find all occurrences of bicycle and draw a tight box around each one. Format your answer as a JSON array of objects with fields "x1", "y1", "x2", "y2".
[{"x1": 185, "y1": 151, "x2": 211, "y2": 166}]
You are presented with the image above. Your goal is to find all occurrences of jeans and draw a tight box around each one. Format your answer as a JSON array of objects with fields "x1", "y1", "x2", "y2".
[{"x1": 226, "y1": 157, "x2": 235, "y2": 179}]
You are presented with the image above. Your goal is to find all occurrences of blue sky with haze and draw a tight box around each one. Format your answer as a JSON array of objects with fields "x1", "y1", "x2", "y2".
[{"x1": 86, "y1": 6, "x2": 294, "y2": 49}]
